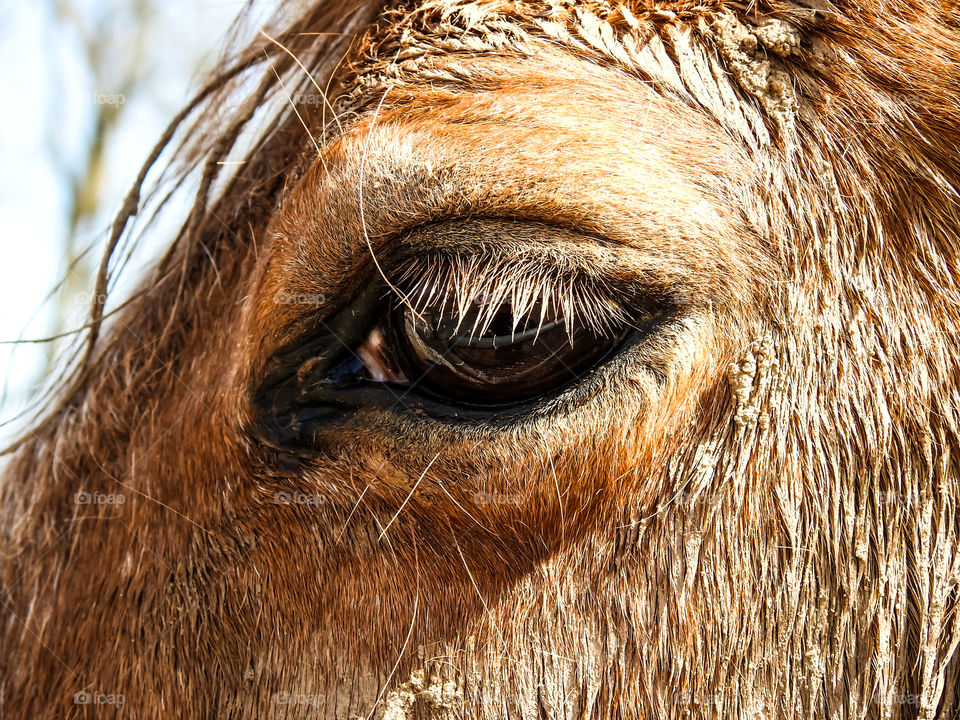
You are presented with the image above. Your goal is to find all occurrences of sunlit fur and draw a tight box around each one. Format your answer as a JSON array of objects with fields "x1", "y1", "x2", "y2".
[{"x1": 1, "y1": 1, "x2": 959, "y2": 718}]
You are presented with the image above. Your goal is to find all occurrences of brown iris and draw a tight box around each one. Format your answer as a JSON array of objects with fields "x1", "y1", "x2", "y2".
[{"x1": 384, "y1": 295, "x2": 623, "y2": 405}]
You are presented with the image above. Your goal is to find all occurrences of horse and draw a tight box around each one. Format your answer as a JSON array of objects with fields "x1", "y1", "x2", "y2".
[{"x1": 1, "y1": 1, "x2": 959, "y2": 717}]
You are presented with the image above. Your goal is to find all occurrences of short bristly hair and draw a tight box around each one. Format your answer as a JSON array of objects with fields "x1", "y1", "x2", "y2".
[{"x1": 2, "y1": 2, "x2": 959, "y2": 718}]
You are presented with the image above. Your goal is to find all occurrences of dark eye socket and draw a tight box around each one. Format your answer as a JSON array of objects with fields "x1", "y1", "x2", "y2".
[
  {"x1": 380, "y1": 291, "x2": 627, "y2": 406},
  {"x1": 253, "y1": 220, "x2": 684, "y2": 449},
  {"x1": 253, "y1": 256, "x2": 683, "y2": 454}
]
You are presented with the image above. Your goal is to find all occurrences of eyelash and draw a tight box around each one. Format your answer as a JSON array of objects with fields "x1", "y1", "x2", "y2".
[{"x1": 391, "y1": 251, "x2": 635, "y2": 339}]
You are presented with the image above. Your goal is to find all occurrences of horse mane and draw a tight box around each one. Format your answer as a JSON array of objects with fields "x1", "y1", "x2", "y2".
[{"x1": 3, "y1": 0, "x2": 384, "y2": 456}]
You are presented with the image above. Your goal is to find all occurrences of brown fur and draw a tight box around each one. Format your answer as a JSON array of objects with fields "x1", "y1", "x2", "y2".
[{"x1": 2, "y1": 1, "x2": 959, "y2": 718}]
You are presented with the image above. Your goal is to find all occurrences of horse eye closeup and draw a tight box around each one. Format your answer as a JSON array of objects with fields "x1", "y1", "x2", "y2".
[
  {"x1": 357, "y1": 293, "x2": 626, "y2": 405},
  {"x1": 253, "y1": 224, "x2": 674, "y2": 444}
]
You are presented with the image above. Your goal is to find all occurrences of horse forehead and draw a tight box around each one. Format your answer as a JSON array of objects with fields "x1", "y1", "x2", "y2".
[
  {"x1": 347, "y1": 0, "x2": 807, "y2": 147},
  {"x1": 360, "y1": 0, "x2": 763, "y2": 71}
]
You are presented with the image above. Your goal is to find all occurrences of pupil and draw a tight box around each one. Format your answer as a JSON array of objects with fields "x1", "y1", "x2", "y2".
[
  {"x1": 392, "y1": 297, "x2": 621, "y2": 406},
  {"x1": 435, "y1": 302, "x2": 554, "y2": 346}
]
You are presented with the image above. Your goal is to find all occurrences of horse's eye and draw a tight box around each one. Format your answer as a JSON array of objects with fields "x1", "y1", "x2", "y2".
[{"x1": 360, "y1": 293, "x2": 626, "y2": 406}]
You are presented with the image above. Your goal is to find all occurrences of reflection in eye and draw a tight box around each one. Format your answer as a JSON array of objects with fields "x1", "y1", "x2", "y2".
[
  {"x1": 352, "y1": 264, "x2": 640, "y2": 406},
  {"x1": 325, "y1": 224, "x2": 675, "y2": 408},
  {"x1": 264, "y1": 223, "x2": 680, "y2": 434},
  {"x1": 384, "y1": 294, "x2": 622, "y2": 404}
]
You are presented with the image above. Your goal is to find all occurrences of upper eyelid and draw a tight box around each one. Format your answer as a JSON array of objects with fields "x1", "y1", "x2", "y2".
[
  {"x1": 267, "y1": 100, "x2": 750, "y2": 330},
  {"x1": 264, "y1": 215, "x2": 689, "y2": 348},
  {"x1": 389, "y1": 252, "x2": 673, "y2": 343}
]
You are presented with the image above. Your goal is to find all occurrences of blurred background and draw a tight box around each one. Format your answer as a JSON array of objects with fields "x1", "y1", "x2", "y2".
[{"x1": 0, "y1": 0, "x2": 242, "y2": 438}]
